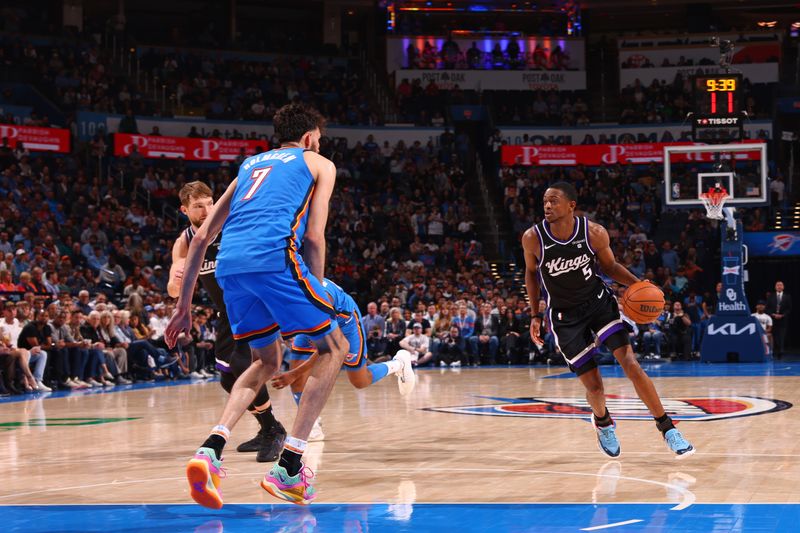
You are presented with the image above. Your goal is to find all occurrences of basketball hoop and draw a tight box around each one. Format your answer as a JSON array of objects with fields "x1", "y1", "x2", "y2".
[{"x1": 699, "y1": 187, "x2": 730, "y2": 220}]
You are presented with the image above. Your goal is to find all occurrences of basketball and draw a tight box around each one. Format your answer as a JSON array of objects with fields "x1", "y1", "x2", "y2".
[{"x1": 621, "y1": 281, "x2": 665, "y2": 324}]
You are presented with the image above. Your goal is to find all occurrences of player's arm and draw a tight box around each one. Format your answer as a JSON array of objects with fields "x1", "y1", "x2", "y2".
[
  {"x1": 521, "y1": 227, "x2": 541, "y2": 312},
  {"x1": 521, "y1": 227, "x2": 545, "y2": 344},
  {"x1": 165, "y1": 179, "x2": 236, "y2": 347},
  {"x1": 303, "y1": 151, "x2": 337, "y2": 282},
  {"x1": 271, "y1": 352, "x2": 319, "y2": 389},
  {"x1": 167, "y1": 235, "x2": 188, "y2": 298},
  {"x1": 588, "y1": 220, "x2": 640, "y2": 287}
]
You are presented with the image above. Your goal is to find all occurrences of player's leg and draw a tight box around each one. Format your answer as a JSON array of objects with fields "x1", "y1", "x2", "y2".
[
  {"x1": 343, "y1": 313, "x2": 415, "y2": 394},
  {"x1": 230, "y1": 344, "x2": 286, "y2": 462},
  {"x1": 262, "y1": 328, "x2": 347, "y2": 504},
  {"x1": 186, "y1": 274, "x2": 282, "y2": 509}
]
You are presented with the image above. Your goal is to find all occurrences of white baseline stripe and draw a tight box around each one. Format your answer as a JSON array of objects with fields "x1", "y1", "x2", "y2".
[{"x1": 581, "y1": 519, "x2": 644, "y2": 531}]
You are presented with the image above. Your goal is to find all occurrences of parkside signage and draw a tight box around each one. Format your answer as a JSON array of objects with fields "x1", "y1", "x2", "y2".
[
  {"x1": 397, "y1": 69, "x2": 586, "y2": 91},
  {"x1": 501, "y1": 142, "x2": 763, "y2": 166},
  {"x1": 0, "y1": 125, "x2": 70, "y2": 153},
  {"x1": 114, "y1": 133, "x2": 266, "y2": 161}
]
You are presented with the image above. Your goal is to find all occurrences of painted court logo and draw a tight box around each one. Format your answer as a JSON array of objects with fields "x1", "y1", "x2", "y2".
[{"x1": 425, "y1": 395, "x2": 790, "y2": 422}]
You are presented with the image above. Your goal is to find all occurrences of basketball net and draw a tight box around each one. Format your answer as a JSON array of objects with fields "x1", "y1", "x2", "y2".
[{"x1": 699, "y1": 187, "x2": 729, "y2": 220}]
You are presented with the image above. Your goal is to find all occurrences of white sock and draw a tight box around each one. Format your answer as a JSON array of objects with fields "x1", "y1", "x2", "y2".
[{"x1": 385, "y1": 359, "x2": 404, "y2": 375}]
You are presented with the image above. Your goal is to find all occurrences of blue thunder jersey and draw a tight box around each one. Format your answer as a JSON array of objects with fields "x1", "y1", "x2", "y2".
[
  {"x1": 292, "y1": 278, "x2": 365, "y2": 364},
  {"x1": 216, "y1": 147, "x2": 316, "y2": 277}
]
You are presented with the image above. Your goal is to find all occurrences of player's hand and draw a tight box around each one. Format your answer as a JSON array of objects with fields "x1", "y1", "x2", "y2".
[
  {"x1": 165, "y1": 306, "x2": 191, "y2": 349},
  {"x1": 530, "y1": 321, "x2": 543, "y2": 345},
  {"x1": 270, "y1": 371, "x2": 297, "y2": 390}
]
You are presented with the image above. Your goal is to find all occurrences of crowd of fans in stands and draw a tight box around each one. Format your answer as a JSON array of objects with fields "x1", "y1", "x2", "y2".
[
  {"x1": 404, "y1": 38, "x2": 574, "y2": 71},
  {"x1": 0, "y1": 33, "x2": 378, "y2": 126}
]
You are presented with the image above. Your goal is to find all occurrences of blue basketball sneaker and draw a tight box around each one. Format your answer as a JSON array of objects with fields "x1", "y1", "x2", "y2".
[
  {"x1": 664, "y1": 428, "x2": 695, "y2": 459},
  {"x1": 591, "y1": 414, "x2": 621, "y2": 457}
]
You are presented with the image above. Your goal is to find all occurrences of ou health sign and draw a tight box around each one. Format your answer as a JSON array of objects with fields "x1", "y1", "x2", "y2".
[
  {"x1": 0, "y1": 125, "x2": 70, "y2": 153},
  {"x1": 114, "y1": 133, "x2": 267, "y2": 161}
]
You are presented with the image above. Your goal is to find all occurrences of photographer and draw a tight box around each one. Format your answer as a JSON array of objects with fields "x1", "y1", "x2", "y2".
[{"x1": 437, "y1": 326, "x2": 464, "y2": 368}]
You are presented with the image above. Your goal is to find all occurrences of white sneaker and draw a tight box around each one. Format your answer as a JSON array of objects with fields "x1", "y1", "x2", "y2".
[
  {"x1": 450, "y1": 361, "x2": 462, "y2": 368},
  {"x1": 189, "y1": 371, "x2": 203, "y2": 379},
  {"x1": 439, "y1": 361, "x2": 447, "y2": 367},
  {"x1": 36, "y1": 380, "x2": 52, "y2": 392},
  {"x1": 87, "y1": 378, "x2": 102, "y2": 388},
  {"x1": 393, "y1": 350, "x2": 417, "y2": 397},
  {"x1": 74, "y1": 379, "x2": 90, "y2": 389},
  {"x1": 64, "y1": 378, "x2": 77, "y2": 389},
  {"x1": 308, "y1": 418, "x2": 325, "y2": 442},
  {"x1": 199, "y1": 369, "x2": 212, "y2": 378},
  {"x1": 103, "y1": 372, "x2": 114, "y2": 381}
]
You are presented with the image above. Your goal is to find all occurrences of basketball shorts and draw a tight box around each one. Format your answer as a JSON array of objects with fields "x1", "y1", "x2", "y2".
[
  {"x1": 217, "y1": 262, "x2": 338, "y2": 349},
  {"x1": 549, "y1": 288, "x2": 629, "y2": 376},
  {"x1": 209, "y1": 308, "x2": 248, "y2": 373},
  {"x1": 289, "y1": 307, "x2": 367, "y2": 372}
]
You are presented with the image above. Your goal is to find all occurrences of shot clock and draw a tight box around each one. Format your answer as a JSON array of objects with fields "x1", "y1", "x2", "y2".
[{"x1": 691, "y1": 74, "x2": 745, "y2": 142}]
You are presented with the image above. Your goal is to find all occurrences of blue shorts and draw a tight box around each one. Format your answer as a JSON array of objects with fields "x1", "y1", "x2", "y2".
[
  {"x1": 289, "y1": 307, "x2": 367, "y2": 371},
  {"x1": 217, "y1": 263, "x2": 338, "y2": 349}
]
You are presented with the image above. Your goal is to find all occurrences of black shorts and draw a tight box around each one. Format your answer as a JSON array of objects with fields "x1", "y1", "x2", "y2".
[
  {"x1": 213, "y1": 310, "x2": 252, "y2": 374},
  {"x1": 549, "y1": 288, "x2": 629, "y2": 376}
]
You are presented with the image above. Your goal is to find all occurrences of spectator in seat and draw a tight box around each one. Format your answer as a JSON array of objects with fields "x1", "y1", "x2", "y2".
[
  {"x1": 400, "y1": 322, "x2": 434, "y2": 367},
  {"x1": 384, "y1": 307, "x2": 406, "y2": 359},
  {"x1": 667, "y1": 301, "x2": 693, "y2": 360},
  {"x1": 642, "y1": 303, "x2": 669, "y2": 358},
  {"x1": 17, "y1": 309, "x2": 52, "y2": 391},
  {"x1": 99, "y1": 311, "x2": 131, "y2": 384},
  {"x1": 148, "y1": 303, "x2": 170, "y2": 348},
  {"x1": 0, "y1": 301, "x2": 38, "y2": 393},
  {"x1": 470, "y1": 303, "x2": 500, "y2": 365},
  {"x1": 80, "y1": 311, "x2": 118, "y2": 387},
  {"x1": 451, "y1": 304, "x2": 474, "y2": 360},
  {"x1": 437, "y1": 326, "x2": 464, "y2": 368},
  {"x1": 48, "y1": 309, "x2": 84, "y2": 389},
  {"x1": 66, "y1": 311, "x2": 93, "y2": 388},
  {"x1": 499, "y1": 307, "x2": 524, "y2": 364}
]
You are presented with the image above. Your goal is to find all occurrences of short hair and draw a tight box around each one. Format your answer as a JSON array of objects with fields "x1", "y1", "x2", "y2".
[
  {"x1": 548, "y1": 181, "x2": 578, "y2": 202},
  {"x1": 273, "y1": 104, "x2": 325, "y2": 144},
  {"x1": 179, "y1": 181, "x2": 213, "y2": 206}
]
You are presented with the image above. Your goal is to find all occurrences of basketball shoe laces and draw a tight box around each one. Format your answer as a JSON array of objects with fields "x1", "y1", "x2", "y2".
[
  {"x1": 665, "y1": 429, "x2": 690, "y2": 452},
  {"x1": 597, "y1": 424, "x2": 617, "y2": 450}
]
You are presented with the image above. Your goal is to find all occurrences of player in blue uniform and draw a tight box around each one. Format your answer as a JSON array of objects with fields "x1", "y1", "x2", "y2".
[
  {"x1": 166, "y1": 104, "x2": 349, "y2": 507},
  {"x1": 271, "y1": 278, "x2": 416, "y2": 430}
]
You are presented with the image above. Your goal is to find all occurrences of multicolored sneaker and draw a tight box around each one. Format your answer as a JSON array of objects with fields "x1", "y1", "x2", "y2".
[
  {"x1": 261, "y1": 463, "x2": 317, "y2": 505},
  {"x1": 664, "y1": 428, "x2": 695, "y2": 459},
  {"x1": 186, "y1": 447, "x2": 225, "y2": 509},
  {"x1": 591, "y1": 414, "x2": 621, "y2": 457}
]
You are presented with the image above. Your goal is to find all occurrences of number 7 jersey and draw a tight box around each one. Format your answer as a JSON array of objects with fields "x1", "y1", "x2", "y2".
[
  {"x1": 533, "y1": 216, "x2": 606, "y2": 310},
  {"x1": 217, "y1": 147, "x2": 317, "y2": 277}
]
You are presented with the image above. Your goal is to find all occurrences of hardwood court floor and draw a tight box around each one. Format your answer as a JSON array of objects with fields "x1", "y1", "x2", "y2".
[{"x1": 1, "y1": 362, "x2": 799, "y2": 531}]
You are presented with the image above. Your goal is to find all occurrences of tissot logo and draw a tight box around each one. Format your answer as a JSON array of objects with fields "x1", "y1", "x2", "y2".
[{"x1": 425, "y1": 395, "x2": 790, "y2": 421}]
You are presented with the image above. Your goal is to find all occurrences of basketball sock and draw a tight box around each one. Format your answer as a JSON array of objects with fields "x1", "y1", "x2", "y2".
[
  {"x1": 248, "y1": 386, "x2": 277, "y2": 433},
  {"x1": 279, "y1": 436, "x2": 307, "y2": 477},
  {"x1": 367, "y1": 363, "x2": 390, "y2": 384},
  {"x1": 202, "y1": 425, "x2": 230, "y2": 457},
  {"x1": 594, "y1": 408, "x2": 613, "y2": 428},
  {"x1": 292, "y1": 392, "x2": 302, "y2": 406},
  {"x1": 655, "y1": 413, "x2": 675, "y2": 436}
]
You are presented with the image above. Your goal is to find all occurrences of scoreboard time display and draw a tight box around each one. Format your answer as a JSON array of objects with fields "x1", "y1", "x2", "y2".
[
  {"x1": 691, "y1": 74, "x2": 744, "y2": 142},
  {"x1": 693, "y1": 74, "x2": 742, "y2": 116}
]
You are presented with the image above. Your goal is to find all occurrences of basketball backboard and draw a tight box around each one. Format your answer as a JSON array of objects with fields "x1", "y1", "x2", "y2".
[{"x1": 663, "y1": 143, "x2": 768, "y2": 209}]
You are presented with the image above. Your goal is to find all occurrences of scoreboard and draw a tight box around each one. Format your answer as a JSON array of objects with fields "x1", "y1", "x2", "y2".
[{"x1": 691, "y1": 73, "x2": 745, "y2": 142}]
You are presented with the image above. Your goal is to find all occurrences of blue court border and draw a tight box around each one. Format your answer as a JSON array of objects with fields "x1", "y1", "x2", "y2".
[{"x1": 3, "y1": 503, "x2": 799, "y2": 532}]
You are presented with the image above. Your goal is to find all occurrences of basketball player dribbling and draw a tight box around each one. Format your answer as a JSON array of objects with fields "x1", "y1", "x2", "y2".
[
  {"x1": 165, "y1": 104, "x2": 349, "y2": 507},
  {"x1": 522, "y1": 182, "x2": 694, "y2": 458},
  {"x1": 168, "y1": 182, "x2": 286, "y2": 463}
]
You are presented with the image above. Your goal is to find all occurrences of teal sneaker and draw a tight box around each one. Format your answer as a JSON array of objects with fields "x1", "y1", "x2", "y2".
[
  {"x1": 664, "y1": 428, "x2": 695, "y2": 459},
  {"x1": 186, "y1": 447, "x2": 225, "y2": 509},
  {"x1": 591, "y1": 414, "x2": 621, "y2": 457},
  {"x1": 261, "y1": 463, "x2": 317, "y2": 505}
]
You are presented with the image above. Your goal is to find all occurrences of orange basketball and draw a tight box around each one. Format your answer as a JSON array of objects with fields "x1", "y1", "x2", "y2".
[{"x1": 621, "y1": 281, "x2": 665, "y2": 324}]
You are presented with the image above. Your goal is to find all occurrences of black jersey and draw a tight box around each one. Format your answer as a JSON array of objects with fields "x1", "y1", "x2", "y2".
[
  {"x1": 184, "y1": 227, "x2": 235, "y2": 357},
  {"x1": 533, "y1": 216, "x2": 606, "y2": 310}
]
